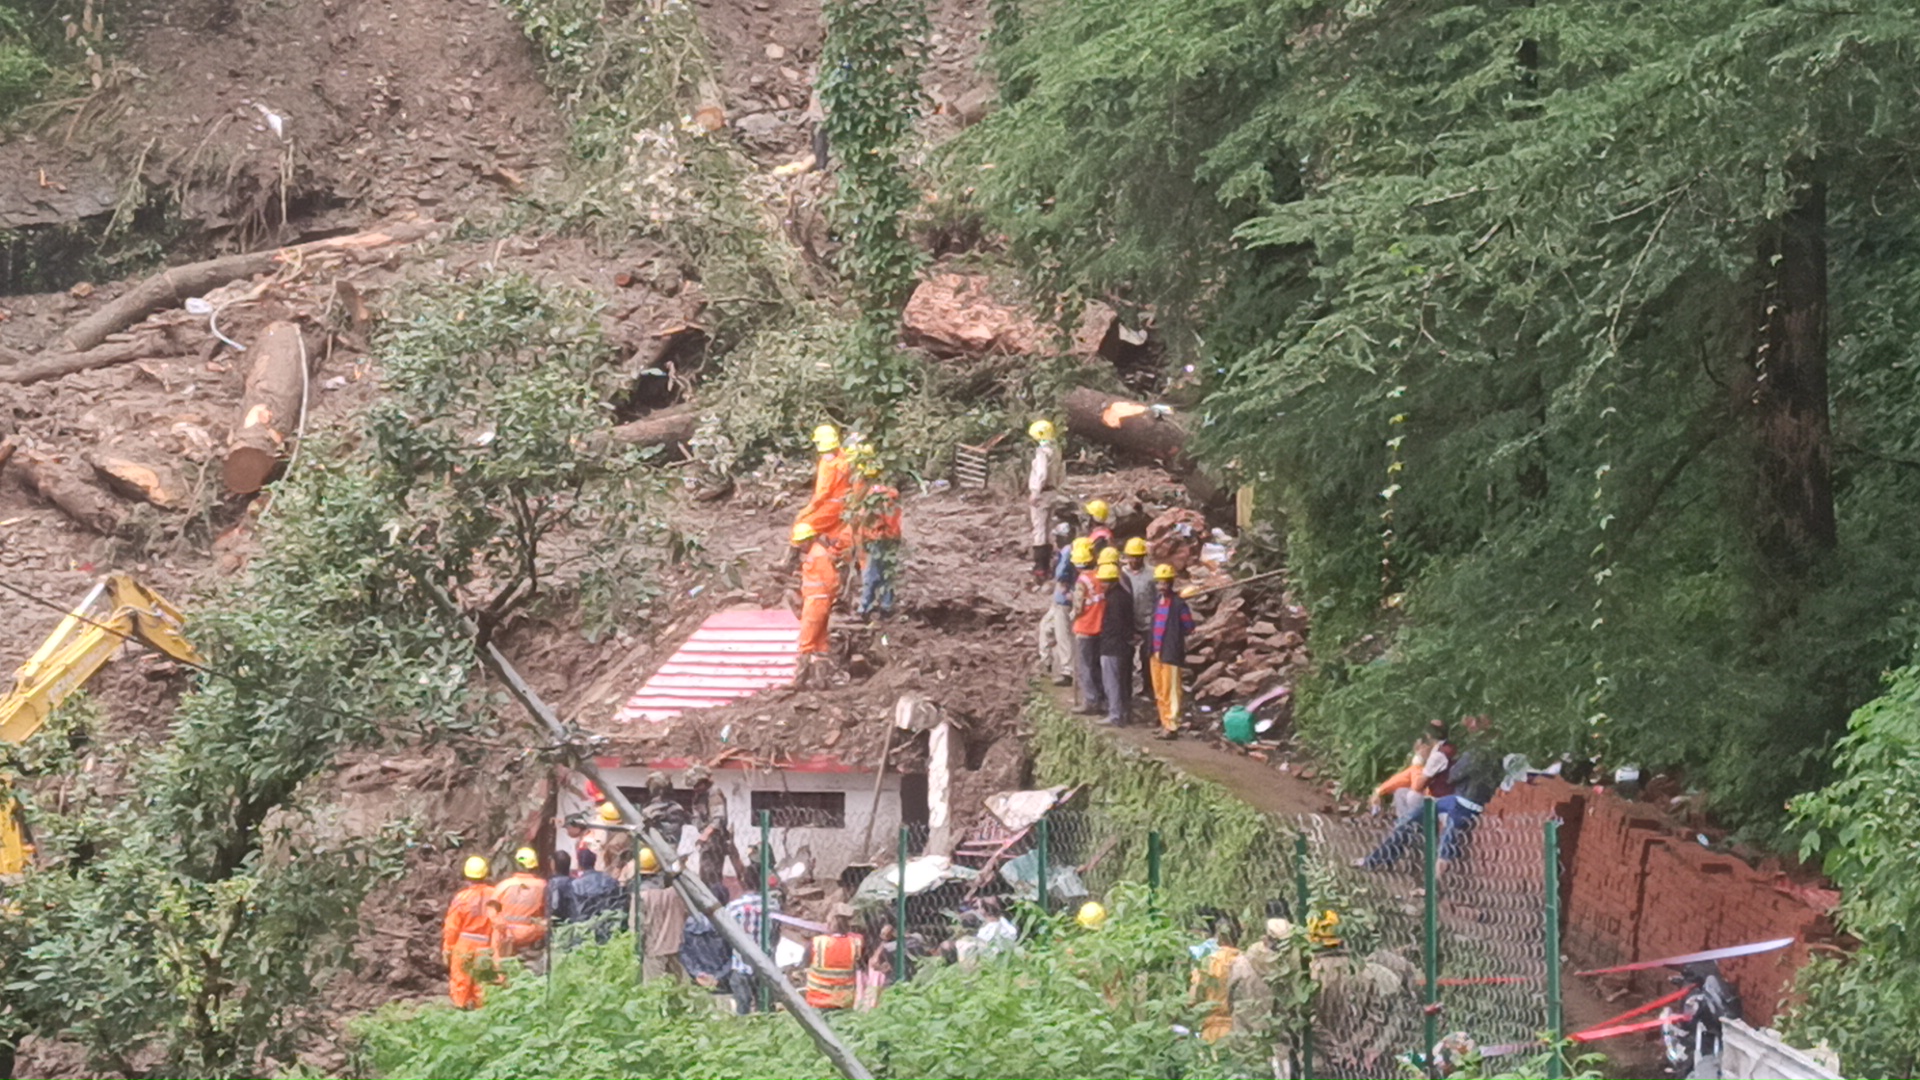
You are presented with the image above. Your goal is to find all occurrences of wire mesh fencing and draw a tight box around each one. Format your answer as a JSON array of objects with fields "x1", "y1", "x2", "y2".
[
  {"x1": 721, "y1": 792, "x2": 1558, "y2": 1076},
  {"x1": 1294, "y1": 807, "x2": 1551, "y2": 1078}
]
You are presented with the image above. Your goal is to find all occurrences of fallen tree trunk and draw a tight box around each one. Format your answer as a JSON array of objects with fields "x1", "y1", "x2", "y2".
[
  {"x1": 52, "y1": 220, "x2": 438, "y2": 354},
  {"x1": 88, "y1": 452, "x2": 186, "y2": 509},
  {"x1": 1063, "y1": 387, "x2": 1228, "y2": 505},
  {"x1": 0, "y1": 335, "x2": 171, "y2": 386},
  {"x1": 9, "y1": 453, "x2": 122, "y2": 534},
  {"x1": 1063, "y1": 386, "x2": 1190, "y2": 464},
  {"x1": 607, "y1": 403, "x2": 699, "y2": 452},
  {"x1": 224, "y1": 321, "x2": 310, "y2": 494}
]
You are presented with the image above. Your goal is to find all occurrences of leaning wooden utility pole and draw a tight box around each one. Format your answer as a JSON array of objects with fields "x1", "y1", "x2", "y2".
[{"x1": 420, "y1": 580, "x2": 874, "y2": 1080}]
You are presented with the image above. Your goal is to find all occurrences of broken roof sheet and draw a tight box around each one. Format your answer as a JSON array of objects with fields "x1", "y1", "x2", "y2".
[{"x1": 611, "y1": 607, "x2": 799, "y2": 724}]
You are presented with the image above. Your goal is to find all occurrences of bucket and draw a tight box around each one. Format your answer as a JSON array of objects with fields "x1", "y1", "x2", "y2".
[{"x1": 1223, "y1": 706, "x2": 1255, "y2": 746}]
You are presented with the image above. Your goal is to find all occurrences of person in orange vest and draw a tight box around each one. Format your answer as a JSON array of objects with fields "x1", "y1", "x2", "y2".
[
  {"x1": 793, "y1": 424, "x2": 854, "y2": 549},
  {"x1": 1191, "y1": 918, "x2": 1244, "y2": 1043},
  {"x1": 490, "y1": 846, "x2": 547, "y2": 961},
  {"x1": 848, "y1": 450, "x2": 902, "y2": 621},
  {"x1": 1069, "y1": 541, "x2": 1107, "y2": 716},
  {"x1": 805, "y1": 903, "x2": 864, "y2": 1010},
  {"x1": 793, "y1": 522, "x2": 843, "y2": 687},
  {"x1": 442, "y1": 855, "x2": 497, "y2": 1009}
]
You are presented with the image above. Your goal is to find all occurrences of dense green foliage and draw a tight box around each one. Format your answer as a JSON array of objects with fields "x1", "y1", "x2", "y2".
[
  {"x1": 357, "y1": 889, "x2": 1268, "y2": 1080},
  {"x1": 1785, "y1": 666, "x2": 1920, "y2": 1076},
  {"x1": 819, "y1": 0, "x2": 928, "y2": 313},
  {"x1": 0, "y1": 1, "x2": 96, "y2": 121},
  {"x1": 0, "y1": 274, "x2": 658, "y2": 1074},
  {"x1": 970, "y1": 0, "x2": 1920, "y2": 837}
]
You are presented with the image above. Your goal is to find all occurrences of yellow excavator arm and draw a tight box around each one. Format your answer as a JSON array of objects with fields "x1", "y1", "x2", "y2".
[{"x1": 0, "y1": 573, "x2": 201, "y2": 874}]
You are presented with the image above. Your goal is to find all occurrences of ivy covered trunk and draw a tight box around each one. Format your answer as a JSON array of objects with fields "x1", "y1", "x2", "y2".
[{"x1": 1744, "y1": 178, "x2": 1835, "y2": 581}]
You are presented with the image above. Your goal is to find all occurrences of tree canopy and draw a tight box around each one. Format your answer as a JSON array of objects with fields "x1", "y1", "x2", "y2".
[{"x1": 968, "y1": 0, "x2": 1920, "y2": 834}]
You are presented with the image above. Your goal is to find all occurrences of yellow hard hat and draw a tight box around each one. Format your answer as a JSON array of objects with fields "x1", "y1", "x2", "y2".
[
  {"x1": 514, "y1": 846, "x2": 539, "y2": 870},
  {"x1": 1097, "y1": 547, "x2": 1121, "y2": 566},
  {"x1": 1076, "y1": 901, "x2": 1108, "y2": 930},
  {"x1": 1084, "y1": 499, "x2": 1110, "y2": 522},
  {"x1": 1124, "y1": 537, "x2": 1149, "y2": 557},
  {"x1": 1154, "y1": 563, "x2": 1177, "y2": 581},
  {"x1": 638, "y1": 847, "x2": 661, "y2": 874},
  {"x1": 812, "y1": 424, "x2": 841, "y2": 452},
  {"x1": 1069, "y1": 538, "x2": 1094, "y2": 565},
  {"x1": 1307, "y1": 909, "x2": 1343, "y2": 949},
  {"x1": 463, "y1": 855, "x2": 490, "y2": 881},
  {"x1": 1096, "y1": 563, "x2": 1121, "y2": 581},
  {"x1": 792, "y1": 521, "x2": 817, "y2": 545},
  {"x1": 598, "y1": 802, "x2": 622, "y2": 823},
  {"x1": 1027, "y1": 419, "x2": 1055, "y2": 443}
]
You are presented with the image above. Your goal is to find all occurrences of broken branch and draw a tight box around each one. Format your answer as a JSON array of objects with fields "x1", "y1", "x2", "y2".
[{"x1": 51, "y1": 220, "x2": 438, "y2": 354}]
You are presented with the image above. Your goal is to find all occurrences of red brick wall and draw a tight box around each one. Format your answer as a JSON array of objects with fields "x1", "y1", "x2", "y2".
[{"x1": 1484, "y1": 777, "x2": 1836, "y2": 1024}]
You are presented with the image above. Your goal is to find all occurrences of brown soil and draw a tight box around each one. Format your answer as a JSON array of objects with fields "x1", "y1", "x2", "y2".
[{"x1": 0, "y1": 0, "x2": 563, "y2": 243}]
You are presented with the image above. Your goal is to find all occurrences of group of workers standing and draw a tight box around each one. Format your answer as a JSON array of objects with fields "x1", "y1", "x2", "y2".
[
  {"x1": 788, "y1": 424, "x2": 902, "y2": 685},
  {"x1": 1026, "y1": 420, "x2": 1196, "y2": 739},
  {"x1": 440, "y1": 842, "x2": 629, "y2": 1008}
]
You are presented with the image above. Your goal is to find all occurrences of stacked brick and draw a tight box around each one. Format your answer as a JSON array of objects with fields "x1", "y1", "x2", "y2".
[{"x1": 1483, "y1": 777, "x2": 1840, "y2": 1024}]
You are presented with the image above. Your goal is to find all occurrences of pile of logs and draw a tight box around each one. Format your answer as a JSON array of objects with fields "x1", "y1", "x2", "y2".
[{"x1": 0, "y1": 222, "x2": 437, "y2": 534}]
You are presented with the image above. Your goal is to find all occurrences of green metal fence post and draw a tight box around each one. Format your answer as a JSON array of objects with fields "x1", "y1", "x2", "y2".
[
  {"x1": 759, "y1": 809, "x2": 772, "y2": 1014},
  {"x1": 1546, "y1": 818, "x2": 1565, "y2": 1079},
  {"x1": 1147, "y1": 829, "x2": 1163, "y2": 898},
  {"x1": 1036, "y1": 816, "x2": 1051, "y2": 914},
  {"x1": 1295, "y1": 832, "x2": 1314, "y2": 1079},
  {"x1": 896, "y1": 825, "x2": 910, "y2": 984},
  {"x1": 1423, "y1": 797, "x2": 1440, "y2": 1079}
]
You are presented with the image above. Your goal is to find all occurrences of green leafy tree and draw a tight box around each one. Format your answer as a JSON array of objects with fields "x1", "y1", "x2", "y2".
[
  {"x1": 969, "y1": 0, "x2": 1920, "y2": 833},
  {"x1": 1786, "y1": 664, "x2": 1920, "y2": 1077}
]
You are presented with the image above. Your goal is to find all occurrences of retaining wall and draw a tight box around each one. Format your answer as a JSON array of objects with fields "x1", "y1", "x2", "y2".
[{"x1": 1483, "y1": 777, "x2": 1839, "y2": 1024}]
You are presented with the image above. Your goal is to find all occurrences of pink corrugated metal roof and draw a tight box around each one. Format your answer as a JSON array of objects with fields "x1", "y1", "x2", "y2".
[{"x1": 611, "y1": 608, "x2": 799, "y2": 723}]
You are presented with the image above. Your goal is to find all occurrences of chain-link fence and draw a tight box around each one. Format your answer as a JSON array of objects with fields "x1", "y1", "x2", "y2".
[{"x1": 719, "y1": 795, "x2": 1565, "y2": 1077}]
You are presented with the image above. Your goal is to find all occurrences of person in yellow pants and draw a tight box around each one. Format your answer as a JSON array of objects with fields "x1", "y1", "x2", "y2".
[{"x1": 1148, "y1": 564, "x2": 1195, "y2": 739}]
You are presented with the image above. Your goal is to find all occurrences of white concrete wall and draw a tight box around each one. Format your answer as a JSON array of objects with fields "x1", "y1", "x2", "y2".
[{"x1": 564, "y1": 766, "x2": 903, "y2": 880}]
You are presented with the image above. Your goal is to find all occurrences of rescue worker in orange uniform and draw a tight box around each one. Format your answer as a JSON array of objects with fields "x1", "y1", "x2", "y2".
[
  {"x1": 490, "y1": 846, "x2": 547, "y2": 960},
  {"x1": 793, "y1": 424, "x2": 854, "y2": 549},
  {"x1": 793, "y1": 521, "x2": 844, "y2": 686},
  {"x1": 442, "y1": 855, "x2": 497, "y2": 1009},
  {"x1": 804, "y1": 903, "x2": 864, "y2": 1010}
]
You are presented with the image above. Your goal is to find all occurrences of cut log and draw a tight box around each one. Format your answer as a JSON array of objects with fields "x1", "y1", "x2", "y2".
[
  {"x1": 51, "y1": 220, "x2": 438, "y2": 354},
  {"x1": 0, "y1": 336, "x2": 170, "y2": 386},
  {"x1": 224, "y1": 321, "x2": 311, "y2": 494},
  {"x1": 608, "y1": 403, "x2": 699, "y2": 451},
  {"x1": 1063, "y1": 387, "x2": 1189, "y2": 464},
  {"x1": 10, "y1": 453, "x2": 122, "y2": 534},
  {"x1": 87, "y1": 453, "x2": 186, "y2": 508}
]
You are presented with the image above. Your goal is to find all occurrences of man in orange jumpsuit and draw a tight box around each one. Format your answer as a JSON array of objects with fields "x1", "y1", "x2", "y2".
[
  {"x1": 490, "y1": 846, "x2": 547, "y2": 961},
  {"x1": 793, "y1": 424, "x2": 853, "y2": 548},
  {"x1": 793, "y1": 522, "x2": 842, "y2": 687},
  {"x1": 442, "y1": 855, "x2": 496, "y2": 1009}
]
